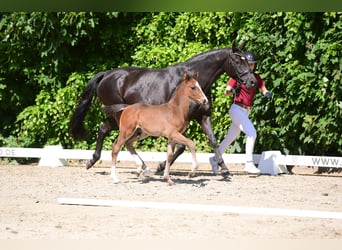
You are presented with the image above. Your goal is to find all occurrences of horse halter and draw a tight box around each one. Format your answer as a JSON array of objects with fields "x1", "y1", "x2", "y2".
[{"x1": 228, "y1": 51, "x2": 252, "y2": 84}]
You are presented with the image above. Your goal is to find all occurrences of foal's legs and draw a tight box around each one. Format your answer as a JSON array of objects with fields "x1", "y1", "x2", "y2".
[
  {"x1": 163, "y1": 133, "x2": 199, "y2": 185},
  {"x1": 110, "y1": 137, "x2": 123, "y2": 183},
  {"x1": 163, "y1": 142, "x2": 176, "y2": 185},
  {"x1": 110, "y1": 127, "x2": 133, "y2": 183},
  {"x1": 156, "y1": 115, "x2": 230, "y2": 178},
  {"x1": 179, "y1": 137, "x2": 199, "y2": 178},
  {"x1": 179, "y1": 137, "x2": 198, "y2": 177},
  {"x1": 125, "y1": 137, "x2": 153, "y2": 178},
  {"x1": 156, "y1": 144, "x2": 185, "y2": 174}
]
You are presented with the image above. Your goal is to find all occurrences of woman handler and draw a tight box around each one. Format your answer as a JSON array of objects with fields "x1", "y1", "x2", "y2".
[{"x1": 209, "y1": 51, "x2": 272, "y2": 175}]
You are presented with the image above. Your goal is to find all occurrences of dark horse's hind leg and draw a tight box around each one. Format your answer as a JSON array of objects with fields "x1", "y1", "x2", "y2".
[{"x1": 86, "y1": 120, "x2": 114, "y2": 169}]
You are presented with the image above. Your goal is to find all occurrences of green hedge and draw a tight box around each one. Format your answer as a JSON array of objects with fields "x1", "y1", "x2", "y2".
[{"x1": 0, "y1": 12, "x2": 341, "y2": 156}]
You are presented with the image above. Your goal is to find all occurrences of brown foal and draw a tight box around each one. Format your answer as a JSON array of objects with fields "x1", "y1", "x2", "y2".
[{"x1": 104, "y1": 72, "x2": 208, "y2": 185}]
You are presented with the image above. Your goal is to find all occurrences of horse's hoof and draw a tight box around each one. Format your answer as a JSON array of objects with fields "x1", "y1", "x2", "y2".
[
  {"x1": 155, "y1": 162, "x2": 166, "y2": 174},
  {"x1": 135, "y1": 168, "x2": 143, "y2": 177},
  {"x1": 164, "y1": 177, "x2": 174, "y2": 186},
  {"x1": 112, "y1": 178, "x2": 120, "y2": 184},
  {"x1": 143, "y1": 168, "x2": 153, "y2": 177},
  {"x1": 85, "y1": 161, "x2": 93, "y2": 170},
  {"x1": 188, "y1": 172, "x2": 196, "y2": 178},
  {"x1": 221, "y1": 169, "x2": 230, "y2": 177}
]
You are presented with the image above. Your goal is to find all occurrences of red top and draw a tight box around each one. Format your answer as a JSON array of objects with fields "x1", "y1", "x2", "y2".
[{"x1": 228, "y1": 73, "x2": 265, "y2": 107}]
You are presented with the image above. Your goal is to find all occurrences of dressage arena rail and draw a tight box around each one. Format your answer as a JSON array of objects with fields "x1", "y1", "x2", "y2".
[{"x1": 0, "y1": 146, "x2": 341, "y2": 172}]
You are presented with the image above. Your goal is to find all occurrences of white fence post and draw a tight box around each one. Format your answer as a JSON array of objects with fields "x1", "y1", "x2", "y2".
[
  {"x1": 258, "y1": 151, "x2": 289, "y2": 175},
  {"x1": 38, "y1": 145, "x2": 68, "y2": 168}
]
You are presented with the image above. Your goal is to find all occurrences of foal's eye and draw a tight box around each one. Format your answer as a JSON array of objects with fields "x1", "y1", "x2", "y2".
[{"x1": 191, "y1": 86, "x2": 196, "y2": 90}]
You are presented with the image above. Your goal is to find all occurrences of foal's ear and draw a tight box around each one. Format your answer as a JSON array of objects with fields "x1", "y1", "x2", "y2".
[
  {"x1": 183, "y1": 71, "x2": 189, "y2": 80},
  {"x1": 193, "y1": 71, "x2": 199, "y2": 80}
]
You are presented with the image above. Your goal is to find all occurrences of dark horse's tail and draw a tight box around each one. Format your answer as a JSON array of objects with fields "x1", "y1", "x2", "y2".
[{"x1": 70, "y1": 72, "x2": 106, "y2": 140}]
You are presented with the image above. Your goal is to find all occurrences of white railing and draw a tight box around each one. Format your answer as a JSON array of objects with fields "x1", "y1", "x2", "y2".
[{"x1": 1, "y1": 146, "x2": 341, "y2": 175}]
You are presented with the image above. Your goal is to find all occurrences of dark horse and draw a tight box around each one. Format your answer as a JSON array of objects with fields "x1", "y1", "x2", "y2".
[
  {"x1": 70, "y1": 41, "x2": 256, "y2": 177},
  {"x1": 103, "y1": 72, "x2": 208, "y2": 185}
]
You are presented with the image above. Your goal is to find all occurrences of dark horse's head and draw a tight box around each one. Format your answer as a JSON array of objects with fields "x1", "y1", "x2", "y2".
[{"x1": 224, "y1": 41, "x2": 257, "y2": 89}]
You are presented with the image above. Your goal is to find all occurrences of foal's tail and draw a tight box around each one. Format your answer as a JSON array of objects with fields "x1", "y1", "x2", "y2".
[
  {"x1": 103, "y1": 104, "x2": 128, "y2": 116},
  {"x1": 70, "y1": 71, "x2": 106, "y2": 140}
]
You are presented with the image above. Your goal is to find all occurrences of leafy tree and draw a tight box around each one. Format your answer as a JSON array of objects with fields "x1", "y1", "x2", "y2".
[{"x1": 0, "y1": 12, "x2": 143, "y2": 147}]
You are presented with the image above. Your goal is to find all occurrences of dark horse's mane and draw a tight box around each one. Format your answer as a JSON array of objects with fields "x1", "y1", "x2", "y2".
[
  {"x1": 173, "y1": 48, "x2": 230, "y2": 68},
  {"x1": 121, "y1": 48, "x2": 230, "y2": 72}
]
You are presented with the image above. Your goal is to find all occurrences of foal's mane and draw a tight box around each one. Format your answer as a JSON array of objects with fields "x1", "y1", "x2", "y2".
[{"x1": 169, "y1": 74, "x2": 196, "y2": 98}]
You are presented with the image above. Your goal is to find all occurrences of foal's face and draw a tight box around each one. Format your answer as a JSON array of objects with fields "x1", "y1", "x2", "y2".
[{"x1": 185, "y1": 79, "x2": 208, "y2": 105}]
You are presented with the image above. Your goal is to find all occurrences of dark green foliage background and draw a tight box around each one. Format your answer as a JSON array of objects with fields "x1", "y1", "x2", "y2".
[{"x1": 0, "y1": 12, "x2": 341, "y2": 156}]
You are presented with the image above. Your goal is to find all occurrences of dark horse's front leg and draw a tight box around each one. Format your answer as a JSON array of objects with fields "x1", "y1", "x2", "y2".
[
  {"x1": 86, "y1": 120, "x2": 114, "y2": 169},
  {"x1": 199, "y1": 115, "x2": 229, "y2": 177}
]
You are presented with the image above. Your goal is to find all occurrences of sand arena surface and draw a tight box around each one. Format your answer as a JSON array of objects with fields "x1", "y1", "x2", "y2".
[{"x1": 0, "y1": 161, "x2": 341, "y2": 239}]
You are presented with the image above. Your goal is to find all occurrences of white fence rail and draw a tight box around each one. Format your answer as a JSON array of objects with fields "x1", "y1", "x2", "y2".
[{"x1": 1, "y1": 146, "x2": 341, "y2": 170}]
